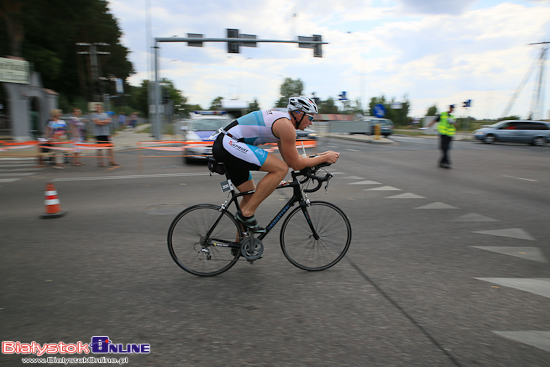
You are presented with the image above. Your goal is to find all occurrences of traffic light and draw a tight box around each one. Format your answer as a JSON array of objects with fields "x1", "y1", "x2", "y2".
[
  {"x1": 313, "y1": 35, "x2": 322, "y2": 58},
  {"x1": 298, "y1": 35, "x2": 324, "y2": 58},
  {"x1": 162, "y1": 87, "x2": 169, "y2": 105},
  {"x1": 463, "y1": 99, "x2": 471, "y2": 108},
  {"x1": 227, "y1": 29, "x2": 239, "y2": 53}
]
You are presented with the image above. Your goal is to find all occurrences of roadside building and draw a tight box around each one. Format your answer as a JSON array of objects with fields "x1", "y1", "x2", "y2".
[{"x1": 0, "y1": 56, "x2": 58, "y2": 140}]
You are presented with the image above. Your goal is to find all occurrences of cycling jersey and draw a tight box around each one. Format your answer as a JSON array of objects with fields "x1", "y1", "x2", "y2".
[
  {"x1": 212, "y1": 110, "x2": 291, "y2": 186},
  {"x1": 226, "y1": 110, "x2": 290, "y2": 145}
]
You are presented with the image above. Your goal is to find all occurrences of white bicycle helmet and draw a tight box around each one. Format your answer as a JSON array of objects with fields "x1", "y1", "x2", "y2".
[{"x1": 287, "y1": 96, "x2": 318, "y2": 115}]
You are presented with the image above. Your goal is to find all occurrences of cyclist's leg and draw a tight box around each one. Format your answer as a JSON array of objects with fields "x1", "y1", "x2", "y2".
[{"x1": 239, "y1": 153, "x2": 288, "y2": 217}]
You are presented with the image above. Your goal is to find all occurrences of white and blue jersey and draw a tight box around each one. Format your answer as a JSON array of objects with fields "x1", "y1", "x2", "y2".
[
  {"x1": 212, "y1": 110, "x2": 291, "y2": 186},
  {"x1": 222, "y1": 110, "x2": 289, "y2": 166},
  {"x1": 229, "y1": 110, "x2": 289, "y2": 145}
]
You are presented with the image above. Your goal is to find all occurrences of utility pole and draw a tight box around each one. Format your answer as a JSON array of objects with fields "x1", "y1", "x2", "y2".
[
  {"x1": 501, "y1": 41, "x2": 548, "y2": 119},
  {"x1": 76, "y1": 42, "x2": 111, "y2": 103},
  {"x1": 529, "y1": 42, "x2": 548, "y2": 120}
]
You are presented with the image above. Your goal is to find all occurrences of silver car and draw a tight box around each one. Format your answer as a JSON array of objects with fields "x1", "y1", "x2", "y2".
[{"x1": 473, "y1": 120, "x2": 550, "y2": 146}]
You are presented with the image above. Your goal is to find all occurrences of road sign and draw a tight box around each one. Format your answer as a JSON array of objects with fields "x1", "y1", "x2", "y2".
[
  {"x1": 338, "y1": 91, "x2": 348, "y2": 101},
  {"x1": 374, "y1": 104, "x2": 385, "y2": 118}
]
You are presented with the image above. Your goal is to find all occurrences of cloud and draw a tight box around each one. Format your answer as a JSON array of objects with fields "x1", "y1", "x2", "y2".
[
  {"x1": 399, "y1": 0, "x2": 477, "y2": 15},
  {"x1": 109, "y1": 0, "x2": 550, "y2": 119}
]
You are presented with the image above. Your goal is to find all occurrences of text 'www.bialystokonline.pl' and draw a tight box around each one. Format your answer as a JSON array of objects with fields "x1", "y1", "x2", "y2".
[{"x1": 21, "y1": 356, "x2": 129, "y2": 364}]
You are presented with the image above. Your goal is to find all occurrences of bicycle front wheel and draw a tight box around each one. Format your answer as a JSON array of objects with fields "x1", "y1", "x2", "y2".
[
  {"x1": 280, "y1": 201, "x2": 351, "y2": 271},
  {"x1": 168, "y1": 204, "x2": 243, "y2": 276}
]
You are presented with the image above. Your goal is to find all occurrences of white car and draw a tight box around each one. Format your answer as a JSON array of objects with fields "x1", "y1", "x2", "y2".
[{"x1": 180, "y1": 111, "x2": 232, "y2": 163}]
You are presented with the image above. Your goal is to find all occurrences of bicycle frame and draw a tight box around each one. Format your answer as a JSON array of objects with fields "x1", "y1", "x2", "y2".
[{"x1": 206, "y1": 169, "x2": 318, "y2": 247}]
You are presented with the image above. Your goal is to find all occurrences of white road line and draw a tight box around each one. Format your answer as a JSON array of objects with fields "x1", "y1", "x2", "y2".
[
  {"x1": 0, "y1": 163, "x2": 36, "y2": 167},
  {"x1": 502, "y1": 175, "x2": 538, "y2": 182},
  {"x1": 0, "y1": 172, "x2": 37, "y2": 177},
  {"x1": 54, "y1": 172, "x2": 211, "y2": 182},
  {"x1": 0, "y1": 178, "x2": 20, "y2": 183},
  {"x1": 0, "y1": 168, "x2": 42, "y2": 172}
]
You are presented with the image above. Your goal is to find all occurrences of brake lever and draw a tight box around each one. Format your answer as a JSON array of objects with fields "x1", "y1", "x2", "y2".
[{"x1": 324, "y1": 173, "x2": 333, "y2": 194}]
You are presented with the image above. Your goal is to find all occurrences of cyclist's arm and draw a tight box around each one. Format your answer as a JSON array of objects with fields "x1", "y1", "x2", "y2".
[{"x1": 275, "y1": 119, "x2": 338, "y2": 170}]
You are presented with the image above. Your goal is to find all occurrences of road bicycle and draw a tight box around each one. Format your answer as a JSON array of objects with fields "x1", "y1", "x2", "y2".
[{"x1": 167, "y1": 156, "x2": 352, "y2": 276}]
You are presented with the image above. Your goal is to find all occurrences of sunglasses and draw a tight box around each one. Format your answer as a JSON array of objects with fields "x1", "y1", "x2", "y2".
[{"x1": 298, "y1": 111, "x2": 314, "y2": 122}]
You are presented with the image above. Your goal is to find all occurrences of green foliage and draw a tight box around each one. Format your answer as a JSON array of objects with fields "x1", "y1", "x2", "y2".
[
  {"x1": 502, "y1": 115, "x2": 520, "y2": 120},
  {"x1": 368, "y1": 95, "x2": 411, "y2": 126},
  {"x1": 426, "y1": 105, "x2": 438, "y2": 116},
  {"x1": 319, "y1": 97, "x2": 338, "y2": 114},
  {"x1": 209, "y1": 97, "x2": 223, "y2": 110},
  {"x1": 248, "y1": 99, "x2": 260, "y2": 112},
  {"x1": 0, "y1": 0, "x2": 134, "y2": 106},
  {"x1": 275, "y1": 78, "x2": 304, "y2": 107}
]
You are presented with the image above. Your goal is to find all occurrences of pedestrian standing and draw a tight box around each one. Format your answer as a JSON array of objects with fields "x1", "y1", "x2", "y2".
[
  {"x1": 118, "y1": 111, "x2": 127, "y2": 129},
  {"x1": 129, "y1": 112, "x2": 138, "y2": 130},
  {"x1": 44, "y1": 109, "x2": 68, "y2": 169},
  {"x1": 427, "y1": 104, "x2": 456, "y2": 169},
  {"x1": 69, "y1": 108, "x2": 87, "y2": 166},
  {"x1": 92, "y1": 104, "x2": 119, "y2": 167}
]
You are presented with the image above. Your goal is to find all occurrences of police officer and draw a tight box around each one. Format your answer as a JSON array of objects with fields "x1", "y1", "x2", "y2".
[{"x1": 428, "y1": 104, "x2": 456, "y2": 169}]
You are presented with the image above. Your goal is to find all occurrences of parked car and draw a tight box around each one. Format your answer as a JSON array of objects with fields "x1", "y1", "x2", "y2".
[
  {"x1": 180, "y1": 111, "x2": 231, "y2": 163},
  {"x1": 370, "y1": 118, "x2": 394, "y2": 137},
  {"x1": 473, "y1": 120, "x2": 550, "y2": 146}
]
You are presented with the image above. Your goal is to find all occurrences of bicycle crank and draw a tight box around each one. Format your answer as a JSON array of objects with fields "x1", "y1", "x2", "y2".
[{"x1": 240, "y1": 237, "x2": 264, "y2": 261}]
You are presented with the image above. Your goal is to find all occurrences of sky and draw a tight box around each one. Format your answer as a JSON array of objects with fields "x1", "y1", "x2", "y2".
[{"x1": 108, "y1": 0, "x2": 550, "y2": 120}]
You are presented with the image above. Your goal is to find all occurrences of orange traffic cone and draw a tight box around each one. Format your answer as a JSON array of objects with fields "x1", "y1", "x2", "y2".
[{"x1": 41, "y1": 182, "x2": 66, "y2": 219}]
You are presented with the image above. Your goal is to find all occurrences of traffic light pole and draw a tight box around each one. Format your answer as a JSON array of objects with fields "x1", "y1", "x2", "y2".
[{"x1": 151, "y1": 34, "x2": 327, "y2": 140}]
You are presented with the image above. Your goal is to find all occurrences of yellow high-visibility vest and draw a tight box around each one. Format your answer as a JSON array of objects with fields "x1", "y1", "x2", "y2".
[{"x1": 438, "y1": 112, "x2": 456, "y2": 136}]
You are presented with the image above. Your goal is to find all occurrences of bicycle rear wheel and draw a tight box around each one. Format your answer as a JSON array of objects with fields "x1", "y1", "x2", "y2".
[
  {"x1": 168, "y1": 204, "x2": 243, "y2": 276},
  {"x1": 280, "y1": 201, "x2": 351, "y2": 271}
]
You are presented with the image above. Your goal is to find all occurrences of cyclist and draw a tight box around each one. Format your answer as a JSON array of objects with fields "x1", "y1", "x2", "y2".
[{"x1": 212, "y1": 96, "x2": 340, "y2": 232}]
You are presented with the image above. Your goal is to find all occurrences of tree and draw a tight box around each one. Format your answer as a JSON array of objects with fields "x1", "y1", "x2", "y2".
[
  {"x1": 0, "y1": 0, "x2": 26, "y2": 57},
  {"x1": 390, "y1": 95, "x2": 410, "y2": 127},
  {"x1": 0, "y1": 0, "x2": 134, "y2": 107},
  {"x1": 275, "y1": 78, "x2": 304, "y2": 107},
  {"x1": 209, "y1": 97, "x2": 223, "y2": 110},
  {"x1": 248, "y1": 99, "x2": 260, "y2": 112},
  {"x1": 129, "y1": 78, "x2": 187, "y2": 116},
  {"x1": 319, "y1": 97, "x2": 338, "y2": 114},
  {"x1": 426, "y1": 105, "x2": 438, "y2": 116},
  {"x1": 368, "y1": 95, "x2": 411, "y2": 126}
]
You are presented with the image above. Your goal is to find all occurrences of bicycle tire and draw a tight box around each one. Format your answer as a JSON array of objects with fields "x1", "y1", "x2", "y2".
[
  {"x1": 280, "y1": 201, "x2": 351, "y2": 271},
  {"x1": 167, "y1": 204, "x2": 243, "y2": 276}
]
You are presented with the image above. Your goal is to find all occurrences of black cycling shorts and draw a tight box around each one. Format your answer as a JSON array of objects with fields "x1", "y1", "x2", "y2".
[{"x1": 212, "y1": 133, "x2": 259, "y2": 187}]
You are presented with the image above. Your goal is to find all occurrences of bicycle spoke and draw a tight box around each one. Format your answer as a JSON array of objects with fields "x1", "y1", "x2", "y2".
[
  {"x1": 280, "y1": 201, "x2": 351, "y2": 271},
  {"x1": 168, "y1": 204, "x2": 243, "y2": 276}
]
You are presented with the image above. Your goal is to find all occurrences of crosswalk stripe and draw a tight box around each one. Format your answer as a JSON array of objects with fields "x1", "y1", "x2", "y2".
[
  {"x1": 471, "y1": 246, "x2": 548, "y2": 263},
  {"x1": 0, "y1": 178, "x2": 20, "y2": 183},
  {"x1": 475, "y1": 278, "x2": 550, "y2": 299},
  {"x1": 348, "y1": 180, "x2": 381, "y2": 185},
  {"x1": 415, "y1": 202, "x2": 458, "y2": 209},
  {"x1": 54, "y1": 172, "x2": 211, "y2": 182},
  {"x1": 473, "y1": 228, "x2": 535, "y2": 241},
  {"x1": 366, "y1": 186, "x2": 401, "y2": 191},
  {"x1": 493, "y1": 331, "x2": 550, "y2": 353}
]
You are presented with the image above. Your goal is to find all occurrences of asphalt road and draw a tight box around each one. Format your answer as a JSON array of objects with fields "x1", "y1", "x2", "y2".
[{"x1": 1, "y1": 136, "x2": 549, "y2": 366}]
